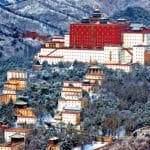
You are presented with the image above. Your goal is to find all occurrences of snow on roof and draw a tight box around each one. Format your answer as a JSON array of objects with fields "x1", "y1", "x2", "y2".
[
  {"x1": 49, "y1": 137, "x2": 59, "y2": 140},
  {"x1": 130, "y1": 23, "x2": 145, "y2": 28},
  {"x1": 15, "y1": 101, "x2": 27, "y2": 105},
  {"x1": 10, "y1": 134, "x2": 25, "y2": 139},
  {"x1": 89, "y1": 66, "x2": 102, "y2": 69},
  {"x1": 63, "y1": 106, "x2": 81, "y2": 111}
]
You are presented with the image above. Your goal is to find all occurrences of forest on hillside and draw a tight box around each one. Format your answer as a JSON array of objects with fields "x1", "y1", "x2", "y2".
[
  {"x1": 0, "y1": 57, "x2": 150, "y2": 149},
  {"x1": 112, "y1": 7, "x2": 150, "y2": 26}
]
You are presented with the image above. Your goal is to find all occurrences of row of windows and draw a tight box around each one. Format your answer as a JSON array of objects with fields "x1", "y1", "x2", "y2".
[
  {"x1": 123, "y1": 40, "x2": 143, "y2": 43},
  {"x1": 59, "y1": 101, "x2": 81, "y2": 105},
  {"x1": 71, "y1": 27, "x2": 124, "y2": 31},
  {"x1": 63, "y1": 115, "x2": 76, "y2": 118},
  {"x1": 62, "y1": 88, "x2": 82, "y2": 91},
  {"x1": 70, "y1": 35, "x2": 121, "y2": 38},
  {"x1": 18, "y1": 118, "x2": 35, "y2": 121},
  {"x1": 67, "y1": 52, "x2": 104, "y2": 56},
  {"x1": 124, "y1": 42, "x2": 143, "y2": 45}
]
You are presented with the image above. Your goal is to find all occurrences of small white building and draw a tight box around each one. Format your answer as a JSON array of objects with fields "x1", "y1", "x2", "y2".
[
  {"x1": 7, "y1": 70, "x2": 27, "y2": 81},
  {"x1": 61, "y1": 87, "x2": 83, "y2": 100},
  {"x1": 58, "y1": 98, "x2": 88, "y2": 112},
  {"x1": 62, "y1": 107, "x2": 80, "y2": 125},
  {"x1": 4, "y1": 128, "x2": 31, "y2": 143}
]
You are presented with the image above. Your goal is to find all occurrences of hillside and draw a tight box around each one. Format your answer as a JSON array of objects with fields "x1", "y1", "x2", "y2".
[
  {"x1": 0, "y1": 0, "x2": 149, "y2": 59},
  {"x1": 1, "y1": 0, "x2": 150, "y2": 35},
  {"x1": 112, "y1": 7, "x2": 150, "y2": 26}
]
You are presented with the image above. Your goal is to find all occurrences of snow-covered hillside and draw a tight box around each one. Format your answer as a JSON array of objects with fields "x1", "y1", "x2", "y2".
[
  {"x1": 0, "y1": 0, "x2": 23, "y2": 5},
  {"x1": 0, "y1": 0, "x2": 148, "y2": 36},
  {"x1": 0, "y1": 0, "x2": 149, "y2": 59}
]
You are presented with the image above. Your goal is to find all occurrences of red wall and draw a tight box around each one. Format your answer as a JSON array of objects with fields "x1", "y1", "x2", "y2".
[{"x1": 70, "y1": 23, "x2": 130, "y2": 49}]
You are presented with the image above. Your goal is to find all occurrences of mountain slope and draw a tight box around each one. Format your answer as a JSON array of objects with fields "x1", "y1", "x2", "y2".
[
  {"x1": 0, "y1": 0, "x2": 24, "y2": 5},
  {"x1": 0, "y1": 0, "x2": 149, "y2": 59},
  {"x1": 112, "y1": 7, "x2": 150, "y2": 26},
  {"x1": 3, "y1": 0, "x2": 150, "y2": 15},
  {"x1": 0, "y1": 3, "x2": 62, "y2": 35},
  {"x1": 0, "y1": 0, "x2": 150, "y2": 36}
]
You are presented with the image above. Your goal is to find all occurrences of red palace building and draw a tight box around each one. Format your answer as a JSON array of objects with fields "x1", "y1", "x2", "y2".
[{"x1": 70, "y1": 9, "x2": 130, "y2": 49}]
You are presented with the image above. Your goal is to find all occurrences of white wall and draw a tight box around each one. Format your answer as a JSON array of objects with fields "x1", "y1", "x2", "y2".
[
  {"x1": 17, "y1": 117, "x2": 36, "y2": 125},
  {"x1": 144, "y1": 33, "x2": 150, "y2": 45},
  {"x1": 38, "y1": 48, "x2": 104, "y2": 64},
  {"x1": 62, "y1": 112, "x2": 79, "y2": 125},
  {"x1": 121, "y1": 50, "x2": 132, "y2": 64},
  {"x1": 2, "y1": 89, "x2": 16, "y2": 94},
  {"x1": 64, "y1": 34, "x2": 70, "y2": 47},
  {"x1": 123, "y1": 33, "x2": 144, "y2": 48},
  {"x1": 40, "y1": 48, "x2": 56, "y2": 55},
  {"x1": 58, "y1": 100, "x2": 82, "y2": 112},
  {"x1": 104, "y1": 46, "x2": 122, "y2": 64},
  {"x1": 7, "y1": 71, "x2": 27, "y2": 81},
  {"x1": 133, "y1": 46, "x2": 145, "y2": 65}
]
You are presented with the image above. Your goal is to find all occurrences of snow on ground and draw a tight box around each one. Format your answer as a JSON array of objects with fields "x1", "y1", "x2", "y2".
[
  {"x1": 41, "y1": 114, "x2": 52, "y2": 122},
  {"x1": 73, "y1": 142, "x2": 108, "y2": 150}
]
